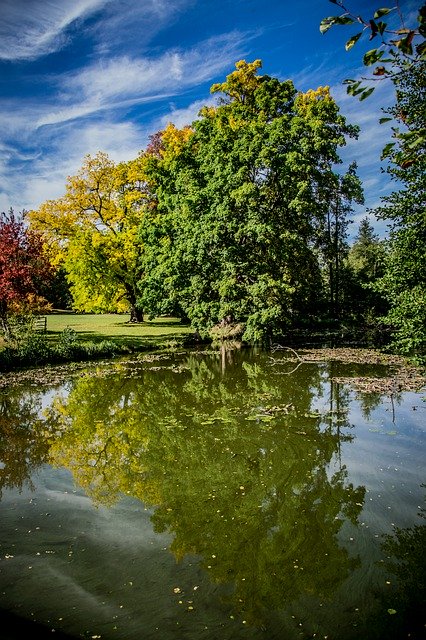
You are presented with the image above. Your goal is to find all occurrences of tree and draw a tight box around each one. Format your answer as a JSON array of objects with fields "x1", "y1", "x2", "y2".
[
  {"x1": 321, "y1": 1, "x2": 426, "y2": 165},
  {"x1": 348, "y1": 217, "x2": 385, "y2": 283},
  {"x1": 140, "y1": 61, "x2": 360, "y2": 340},
  {"x1": 317, "y1": 162, "x2": 364, "y2": 321},
  {"x1": 29, "y1": 152, "x2": 148, "y2": 322},
  {"x1": 0, "y1": 209, "x2": 52, "y2": 339},
  {"x1": 346, "y1": 216, "x2": 387, "y2": 322},
  {"x1": 321, "y1": 3, "x2": 426, "y2": 356},
  {"x1": 373, "y1": 62, "x2": 426, "y2": 356}
]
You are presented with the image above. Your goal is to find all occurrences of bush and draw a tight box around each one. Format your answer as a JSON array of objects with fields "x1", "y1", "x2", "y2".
[
  {"x1": 56, "y1": 326, "x2": 79, "y2": 357},
  {"x1": 16, "y1": 333, "x2": 53, "y2": 365}
]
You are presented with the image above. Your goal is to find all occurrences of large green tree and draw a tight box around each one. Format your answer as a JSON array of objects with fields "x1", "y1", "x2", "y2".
[
  {"x1": 373, "y1": 61, "x2": 426, "y2": 357},
  {"x1": 346, "y1": 216, "x2": 387, "y2": 324},
  {"x1": 139, "y1": 60, "x2": 360, "y2": 340},
  {"x1": 321, "y1": 3, "x2": 426, "y2": 357},
  {"x1": 317, "y1": 161, "x2": 364, "y2": 322}
]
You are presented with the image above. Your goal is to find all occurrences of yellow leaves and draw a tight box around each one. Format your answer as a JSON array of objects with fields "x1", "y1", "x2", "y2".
[
  {"x1": 160, "y1": 123, "x2": 193, "y2": 162},
  {"x1": 210, "y1": 59, "x2": 262, "y2": 103},
  {"x1": 29, "y1": 197, "x2": 79, "y2": 241},
  {"x1": 114, "y1": 157, "x2": 153, "y2": 212},
  {"x1": 295, "y1": 86, "x2": 334, "y2": 115},
  {"x1": 9, "y1": 293, "x2": 52, "y2": 315},
  {"x1": 27, "y1": 150, "x2": 148, "y2": 315},
  {"x1": 199, "y1": 105, "x2": 217, "y2": 119}
]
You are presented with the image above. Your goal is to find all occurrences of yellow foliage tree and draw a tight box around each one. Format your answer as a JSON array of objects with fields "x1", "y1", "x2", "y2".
[{"x1": 29, "y1": 152, "x2": 150, "y2": 321}]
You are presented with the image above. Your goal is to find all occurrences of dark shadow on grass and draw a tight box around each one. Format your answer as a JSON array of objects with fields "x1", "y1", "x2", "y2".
[
  {"x1": 46, "y1": 329, "x2": 193, "y2": 349},
  {"x1": 112, "y1": 320, "x2": 187, "y2": 327}
]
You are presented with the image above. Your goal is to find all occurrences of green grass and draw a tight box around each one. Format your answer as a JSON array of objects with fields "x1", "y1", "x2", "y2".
[
  {"x1": 0, "y1": 312, "x2": 197, "y2": 372},
  {"x1": 44, "y1": 312, "x2": 193, "y2": 348}
]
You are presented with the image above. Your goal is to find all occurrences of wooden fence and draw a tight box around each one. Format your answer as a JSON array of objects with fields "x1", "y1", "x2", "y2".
[{"x1": 33, "y1": 316, "x2": 47, "y2": 333}]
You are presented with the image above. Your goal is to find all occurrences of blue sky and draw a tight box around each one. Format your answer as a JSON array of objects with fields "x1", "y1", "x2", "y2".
[{"x1": 0, "y1": 0, "x2": 419, "y2": 238}]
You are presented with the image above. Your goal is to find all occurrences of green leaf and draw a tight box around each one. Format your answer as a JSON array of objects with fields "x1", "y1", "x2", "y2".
[
  {"x1": 320, "y1": 17, "x2": 336, "y2": 34},
  {"x1": 381, "y1": 142, "x2": 395, "y2": 158},
  {"x1": 346, "y1": 81, "x2": 363, "y2": 96},
  {"x1": 335, "y1": 15, "x2": 355, "y2": 25},
  {"x1": 416, "y1": 40, "x2": 426, "y2": 58},
  {"x1": 345, "y1": 32, "x2": 362, "y2": 50},
  {"x1": 395, "y1": 33, "x2": 414, "y2": 55},
  {"x1": 379, "y1": 117, "x2": 392, "y2": 124},
  {"x1": 352, "y1": 86, "x2": 367, "y2": 96},
  {"x1": 320, "y1": 14, "x2": 354, "y2": 32},
  {"x1": 363, "y1": 48, "x2": 383, "y2": 65},
  {"x1": 377, "y1": 21, "x2": 387, "y2": 35},
  {"x1": 374, "y1": 8, "x2": 391, "y2": 19},
  {"x1": 359, "y1": 87, "x2": 375, "y2": 100},
  {"x1": 346, "y1": 80, "x2": 362, "y2": 95}
]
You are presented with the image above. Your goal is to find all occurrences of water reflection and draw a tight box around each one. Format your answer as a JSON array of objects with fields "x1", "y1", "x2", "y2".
[
  {"x1": 0, "y1": 389, "x2": 49, "y2": 497},
  {"x1": 0, "y1": 348, "x2": 424, "y2": 639}
]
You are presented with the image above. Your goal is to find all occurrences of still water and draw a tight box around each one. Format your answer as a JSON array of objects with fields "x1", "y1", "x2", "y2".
[{"x1": 0, "y1": 347, "x2": 425, "y2": 639}]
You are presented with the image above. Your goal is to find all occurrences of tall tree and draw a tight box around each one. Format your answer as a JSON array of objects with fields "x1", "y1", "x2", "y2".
[
  {"x1": 346, "y1": 216, "x2": 387, "y2": 321},
  {"x1": 373, "y1": 61, "x2": 426, "y2": 356},
  {"x1": 318, "y1": 162, "x2": 364, "y2": 321},
  {"x1": 140, "y1": 61, "x2": 360, "y2": 340},
  {"x1": 0, "y1": 209, "x2": 52, "y2": 338},
  {"x1": 321, "y1": 3, "x2": 426, "y2": 356},
  {"x1": 348, "y1": 217, "x2": 385, "y2": 283},
  {"x1": 29, "y1": 152, "x2": 148, "y2": 322}
]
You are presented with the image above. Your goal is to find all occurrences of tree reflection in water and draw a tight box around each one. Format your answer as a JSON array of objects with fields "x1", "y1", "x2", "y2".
[
  {"x1": 43, "y1": 349, "x2": 365, "y2": 627},
  {"x1": 0, "y1": 388, "x2": 49, "y2": 497},
  {"x1": 2, "y1": 349, "x2": 423, "y2": 638}
]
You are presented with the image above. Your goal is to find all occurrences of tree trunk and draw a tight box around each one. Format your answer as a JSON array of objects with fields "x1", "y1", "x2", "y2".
[
  {"x1": 129, "y1": 304, "x2": 144, "y2": 323},
  {"x1": 0, "y1": 308, "x2": 11, "y2": 341},
  {"x1": 125, "y1": 284, "x2": 144, "y2": 323}
]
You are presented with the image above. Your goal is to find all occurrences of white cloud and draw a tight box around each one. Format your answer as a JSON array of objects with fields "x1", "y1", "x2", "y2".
[
  {"x1": 36, "y1": 32, "x2": 249, "y2": 127},
  {"x1": 0, "y1": 26, "x2": 250, "y2": 212},
  {"x1": 89, "y1": 0, "x2": 194, "y2": 54},
  {"x1": 1, "y1": 120, "x2": 146, "y2": 213},
  {"x1": 158, "y1": 97, "x2": 216, "y2": 130},
  {"x1": 0, "y1": 0, "x2": 111, "y2": 61}
]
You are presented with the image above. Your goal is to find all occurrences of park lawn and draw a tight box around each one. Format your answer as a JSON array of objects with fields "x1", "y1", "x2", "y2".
[{"x1": 44, "y1": 312, "x2": 193, "y2": 349}]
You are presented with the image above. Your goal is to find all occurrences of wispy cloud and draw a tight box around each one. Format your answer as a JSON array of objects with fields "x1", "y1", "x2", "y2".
[
  {"x1": 0, "y1": 119, "x2": 146, "y2": 213},
  {"x1": 36, "y1": 31, "x2": 249, "y2": 127},
  {"x1": 90, "y1": 0, "x2": 195, "y2": 54},
  {"x1": 0, "y1": 27, "x2": 250, "y2": 212},
  {"x1": 0, "y1": 0, "x2": 111, "y2": 61}
]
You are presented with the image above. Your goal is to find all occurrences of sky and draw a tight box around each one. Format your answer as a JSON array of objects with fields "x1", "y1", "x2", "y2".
[{"x1": 0, "y1": 0, "x2": 419, "y2": 239}]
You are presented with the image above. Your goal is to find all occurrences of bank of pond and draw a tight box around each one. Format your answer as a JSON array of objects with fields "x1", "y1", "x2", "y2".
[{"x1": 0, "y1": 346, "x2": 425, "y2": 639}]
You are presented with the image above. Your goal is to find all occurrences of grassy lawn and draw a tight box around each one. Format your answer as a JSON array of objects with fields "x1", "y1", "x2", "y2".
[
  {"x1": 0, "y1": 312, "x2": 197, "y2": 373},
  {"x1": 44, "y1": 312, "x2": 193, "y2": 349}
]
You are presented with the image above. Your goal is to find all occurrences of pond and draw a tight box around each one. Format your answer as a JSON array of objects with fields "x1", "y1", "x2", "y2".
[{"x1": 0, "y1": 346, "x2": 425, "y2": 640}]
